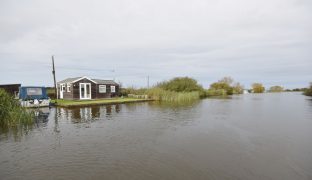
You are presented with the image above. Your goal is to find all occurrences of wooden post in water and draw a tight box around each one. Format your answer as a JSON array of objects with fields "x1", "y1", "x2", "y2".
[{"x1": 52, "y1": 55, "x2": 57, "y2": 103}]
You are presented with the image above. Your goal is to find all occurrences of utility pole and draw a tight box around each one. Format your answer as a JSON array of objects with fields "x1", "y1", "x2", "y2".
[
  {"x1": 147, "y1": 75, "x2": 150, "y2": 89},
  {"x1": 52, "y1": 55, "x2": 57, "y2": 103}
]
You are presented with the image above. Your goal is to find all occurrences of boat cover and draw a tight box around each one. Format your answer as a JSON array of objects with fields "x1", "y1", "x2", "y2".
[{"x1": 19, "y1": 87, "x2": 49, "y2": 100}]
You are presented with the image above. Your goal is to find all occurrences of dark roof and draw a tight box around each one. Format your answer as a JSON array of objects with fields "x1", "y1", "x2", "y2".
[
  {"x1": 92, "y1": 79, "x2": 118, "y2": 85},
  {"x1": 57, "y1": 77, "x2": 81, "y2": 84},
  {"x1": 57, "y1": 76, "x2": 118, "y2": 85},
  {"x1": 0, "y1": 84, "x2": 21, "y2": 87}
]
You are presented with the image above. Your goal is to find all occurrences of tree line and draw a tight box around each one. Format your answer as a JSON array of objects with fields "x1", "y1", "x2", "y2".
[
  {"x1": 121, "y1": 76, "x2": 306, "y2": 102},
  {"x1": 121, "y1": 76, "x2": 312, "y2": 102}
]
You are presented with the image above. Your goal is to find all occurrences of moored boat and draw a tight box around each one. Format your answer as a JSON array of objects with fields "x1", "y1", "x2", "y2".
[{"x1": 19, "y1": 86, "x2": 50, "y2": 107}]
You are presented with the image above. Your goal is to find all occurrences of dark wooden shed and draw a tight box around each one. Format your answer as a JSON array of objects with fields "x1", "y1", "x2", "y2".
[
  {"x1": 0, "y1": 84, "x2": 21, "y2": 97},
  {"x1": 57, "y1": 76, "x2": 119, "y2": 100}
]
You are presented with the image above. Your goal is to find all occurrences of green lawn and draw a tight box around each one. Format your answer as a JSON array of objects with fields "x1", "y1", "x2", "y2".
[{"x1": 51, "y1": 98, "x2": 152, "y2": 107}]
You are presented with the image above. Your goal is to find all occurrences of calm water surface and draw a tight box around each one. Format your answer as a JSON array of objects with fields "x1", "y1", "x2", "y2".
[{"x1": 1, "y1": 92, "x2": 312, "y2": 180}]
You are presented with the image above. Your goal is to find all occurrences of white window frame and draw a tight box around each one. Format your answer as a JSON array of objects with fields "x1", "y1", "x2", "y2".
[
  {"x1": 99, "y1": 85, "x2": 106, "y2": 93},
  {"x1": 67, "y1": 83, "x2": 71, "y2": 92},
  {"x1": 61, "y1": 84, "x2": 66, "y2": 91},
  {"x1": 79, "y1": 83, "x2": 91, "y2": 100},
  {"x1": 111, "y1": 85, "x2": 116, "y2": 93}
]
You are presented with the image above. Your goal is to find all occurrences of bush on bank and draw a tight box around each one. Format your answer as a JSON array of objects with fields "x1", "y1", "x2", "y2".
[
  {"x1": 121, "y1": 77, "x2": 205, "y2": 102},
  {"x1": 156, "y1": 77, "x2": 204, "y2": 92},
  {"x1": 269, "y1": 86, "x2": 284, "y2": 93},
  {"x1": 304, "y1": 83, "x2": 312, "y2": 96},
  {"x1": 207, "y1": 77, "x2": 244, "y2": 96},
  {"x1": 121, "y1": 76, "x2": 246, "y2": 101}
]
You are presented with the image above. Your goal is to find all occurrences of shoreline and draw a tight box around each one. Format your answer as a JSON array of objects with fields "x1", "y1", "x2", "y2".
[{"x1": 51, "y1": 98, "x2": 154, "y2": 108}]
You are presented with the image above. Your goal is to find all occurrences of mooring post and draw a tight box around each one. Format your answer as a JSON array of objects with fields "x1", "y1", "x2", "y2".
[{"x1": 52, "y1": 55, "x2": 57, "y2": 104}]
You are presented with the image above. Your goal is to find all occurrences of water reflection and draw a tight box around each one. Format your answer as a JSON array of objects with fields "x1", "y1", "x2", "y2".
[
  {"x1": 307, "y1": 97, "x2": 312, "y2": 105},
  {"x1": 147, "y1": 100, "x2": 202, "y2": 127},
  {"x1": 33, "y1": 107, "x2": 50, "y2": 127},
  {"x1": 0, "y1": 104, "x2": 124, "y2": 141},
  {"x1": 56, "y1": 104, "x2": 121, "y2": 123},
  {"x1": 148, "y1": 100, "x2": 200, "y2": 109},
  {"x1": 0, "y1": 107, "x2": 51, "y2": 141}
]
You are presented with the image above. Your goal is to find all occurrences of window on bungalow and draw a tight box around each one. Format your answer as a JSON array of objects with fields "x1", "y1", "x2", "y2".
[
  {"x1": 61, "y1": 84, "x2": 65, "y2": 91},
  {"x1": 99, "y1": 85, "x2": 106, "y2": 93},
  {"x1": 111, "y1": 85, "x2": 115, "y2": 93},
  {"x1": 67, "y1": 84, "x2": 71, "y2": 92}
]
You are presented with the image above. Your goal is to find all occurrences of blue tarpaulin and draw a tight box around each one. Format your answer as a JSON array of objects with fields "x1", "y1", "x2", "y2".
[{"x1": 19, "y1": 87, "x2": 49, "y2": 100}]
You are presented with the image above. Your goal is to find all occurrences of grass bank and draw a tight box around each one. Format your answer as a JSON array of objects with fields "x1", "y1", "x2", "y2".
[{"x1": 52, "y1": 98, "x2": 153, "y2": 107}]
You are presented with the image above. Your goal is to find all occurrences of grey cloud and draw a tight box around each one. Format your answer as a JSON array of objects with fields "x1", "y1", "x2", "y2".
[{"x1": 0, "y1": 0, "x2": 311, "y2": 88}]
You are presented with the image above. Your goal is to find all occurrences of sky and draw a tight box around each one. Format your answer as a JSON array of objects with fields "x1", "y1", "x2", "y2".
[{"x1": 0, "y1": 0, "x2": 311, "y2": 89}]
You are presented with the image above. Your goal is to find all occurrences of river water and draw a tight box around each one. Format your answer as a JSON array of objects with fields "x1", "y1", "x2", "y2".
[{"x1": 1, "y1": 92, "x2": 312, "y2": 180}]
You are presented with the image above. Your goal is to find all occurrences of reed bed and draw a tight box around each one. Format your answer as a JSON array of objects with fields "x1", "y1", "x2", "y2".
[
  {"x1": 205, "y1": 89, "x2": 228, "y2": 97},
  {"x1": 146, "y1": 88, "x2": 200, "y2": 102},
  {"x1": 0, "y1": 89, "x2": 33, "y2": 130}
]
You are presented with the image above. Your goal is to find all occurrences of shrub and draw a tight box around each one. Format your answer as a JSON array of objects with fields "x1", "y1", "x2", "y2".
[
  {"x1": 121, "y1": 77, "x2": 205, "y2": 102},
  {"x1": 304, "y1": 83, "x2": 312, "y2": 96},
  {"x1": 205, "y1": 89, "x2": 227, "y2": 96},
  {"x1": 269, "y1": 86, "x2": 284, "y2": 92},
  {"x1": 120, "y1": 87, "x2": 147, "y2": 97},
  {"x1": 46, "y1": 87, "x2": 56, "y2": 99},
  {"x1": 156, "y1": 77, "x2": 204, "y2": 92},
  {"x1": 208, "y1": 77, "x2": 243, "y2": 96},
  {"x1": 252, "y1": 83, "x2": 265, "y2": 93},
  {"x1": 232, "y1": 82, "x2": 244, "y2": 94}
]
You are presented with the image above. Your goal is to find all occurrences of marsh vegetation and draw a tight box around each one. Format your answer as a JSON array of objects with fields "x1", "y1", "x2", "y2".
[
  {"x1": 252, "y1": 83, "x2": 265, "y2": 93},
  {"x1": 304, "y1": 83, "x2": 312, "y2": 96},
  {"x1": 268, "y1": 86, "x2": 284, "y2": 92},
  {"x1": 206, "y1": 77, "x2": 244, "y2": 96},
  {"x1": 0, "y1": 89, "x2": 34, "y2": 132},
  {"x1": 121, "y1": 76, "x2": 246, "y2": 102}
]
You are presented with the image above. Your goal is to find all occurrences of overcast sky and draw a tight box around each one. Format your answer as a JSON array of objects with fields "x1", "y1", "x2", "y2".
[{"x1": 0, "y1": 0, "x2": 311, "y2": 89}]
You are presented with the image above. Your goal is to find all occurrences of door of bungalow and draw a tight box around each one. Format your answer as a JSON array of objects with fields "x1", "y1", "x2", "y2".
[
  {"x1": 79, "y1": 83, "x2": 91, "y2": 100},
  {"x1": 60, "y1": 84, "x2": 65, "y2": 99}
]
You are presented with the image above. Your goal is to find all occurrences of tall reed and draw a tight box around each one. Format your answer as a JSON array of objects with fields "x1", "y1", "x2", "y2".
[
  {"x1": 146, "y1": 88, "x2": 200, "y2": 102},
  {"x1": 0, "y1": 89, "x2": 33, "y2": 130}
]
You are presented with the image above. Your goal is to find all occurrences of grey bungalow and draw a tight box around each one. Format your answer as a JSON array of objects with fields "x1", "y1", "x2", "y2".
[{"x1": 57, "y1": 76, "x2": 119, "y2": 100}]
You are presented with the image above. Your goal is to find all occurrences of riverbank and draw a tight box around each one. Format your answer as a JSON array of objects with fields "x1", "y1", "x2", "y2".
[{"x1": 51, "y1": 98, "x2": 153, "y2": 107}]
